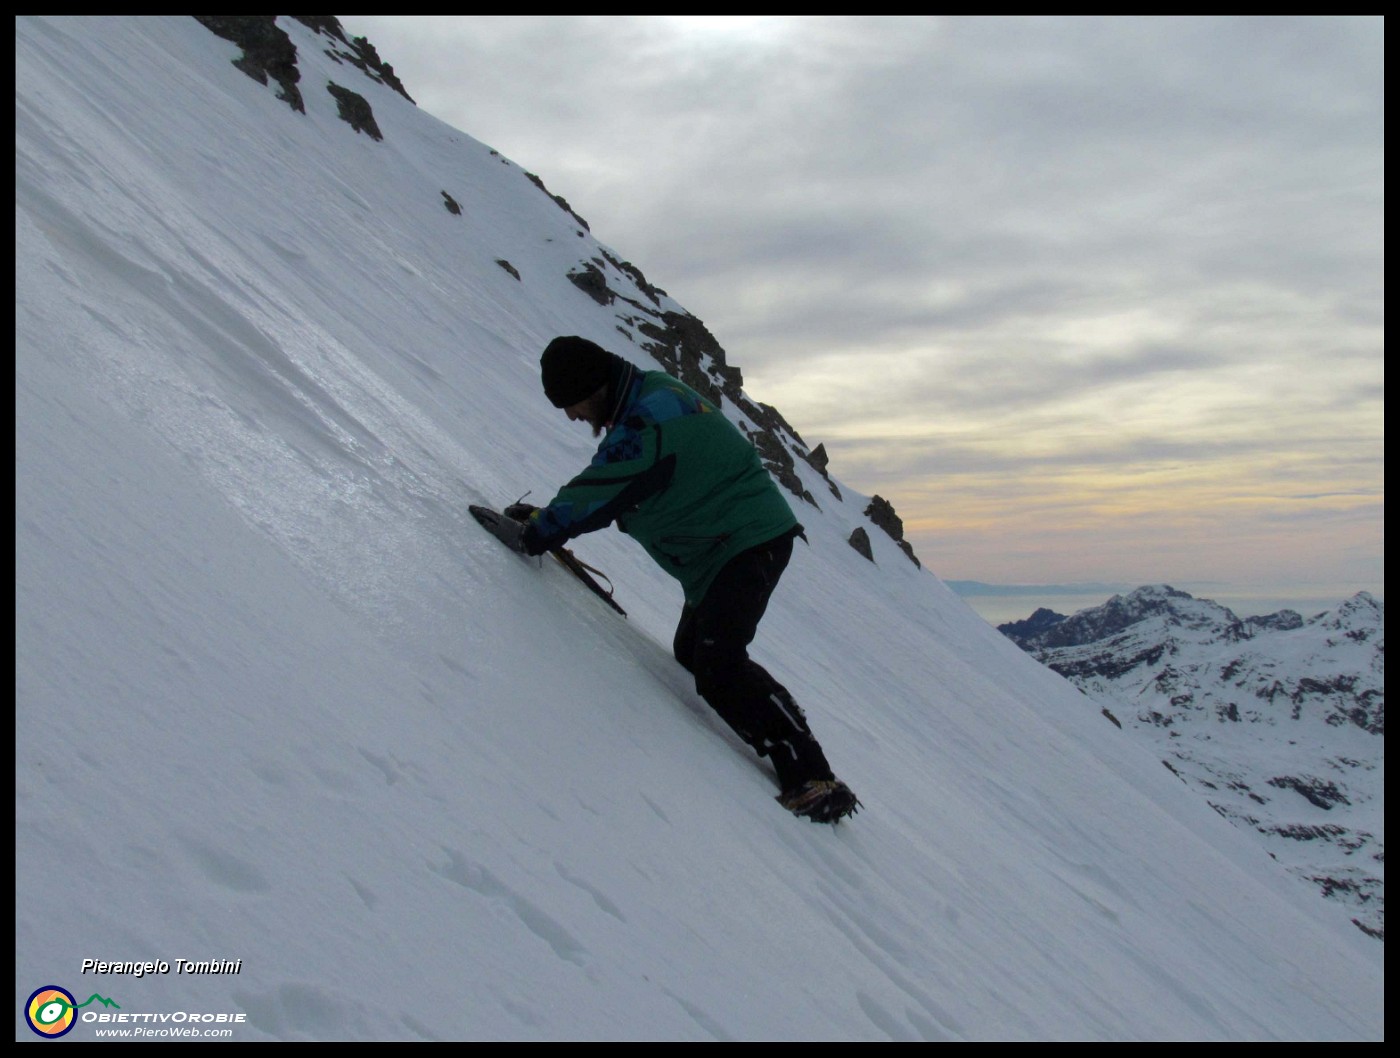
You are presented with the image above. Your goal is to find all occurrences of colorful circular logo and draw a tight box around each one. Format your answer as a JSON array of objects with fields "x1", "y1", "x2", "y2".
[{"x1": 25, "y1": 986, "x2": 78, "y2": 1038}]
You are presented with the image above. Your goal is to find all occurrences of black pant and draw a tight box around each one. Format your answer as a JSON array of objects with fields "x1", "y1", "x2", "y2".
[{"x1": 673, "y1": 532, "x2": 834, "y2": 792}]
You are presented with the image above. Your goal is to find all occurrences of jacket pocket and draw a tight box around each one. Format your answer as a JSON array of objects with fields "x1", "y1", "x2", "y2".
[{"x1": 657, "y1": 533, "x2": 730, "y2": 567}]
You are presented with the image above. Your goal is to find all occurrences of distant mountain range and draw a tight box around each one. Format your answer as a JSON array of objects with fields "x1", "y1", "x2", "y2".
[
  {"x1": 999, "y1": 585, "x2": 1384, "y2": 940},
  {"x1": 945, "y1": 580, "x2": 1127, "y2": 597}
]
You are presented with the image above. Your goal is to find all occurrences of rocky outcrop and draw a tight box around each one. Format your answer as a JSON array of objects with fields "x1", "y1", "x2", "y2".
[
  {"x1": 525, "y1": 171, "x2": 591, "y2": 232},
  {"x1": 864, "y1": 496, "x2": 920, "y2": 567},
  {"x1": 635, "y1": 310, "x2": 735, "y2": 406},
  {"x1": 292, "y1": 16, "x2": 414, "y2": 103},
  {"x1": 599, "y1": 249, "x2": 665, "y2": 307},
  {"x1": 194, "y1": 16, "x2": 304, "y2": 112},
  {"x1": 567, "y1": 262, "x2": 614, "y2": 306},
  {"x1": 847, "y1": 527, "x2": 874, "y2": 562},
  {"x1": 998, "y1": 607, "x2": 1066, "y2": 642},
  {"x1": 326, "y1": 82, "x2": 381, "y2": 139},
  {"x1": 194, "y1": 15, "x2": 411, "y2": 126}
]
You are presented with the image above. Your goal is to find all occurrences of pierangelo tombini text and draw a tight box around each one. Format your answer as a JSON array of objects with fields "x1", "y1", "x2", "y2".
[{"x1": 81, "y1": 958, "x2": 242, "y2": 977}]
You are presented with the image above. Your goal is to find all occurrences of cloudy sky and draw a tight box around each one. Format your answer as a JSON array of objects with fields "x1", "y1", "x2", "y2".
[{"x1": 338, "y1": 15, "x2": 1383, "y2": 597}]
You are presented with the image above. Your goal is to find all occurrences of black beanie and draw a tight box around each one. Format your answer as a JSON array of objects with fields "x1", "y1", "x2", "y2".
[{"x1": 540, "y1": 336, "x2": 618, "y2": 408}]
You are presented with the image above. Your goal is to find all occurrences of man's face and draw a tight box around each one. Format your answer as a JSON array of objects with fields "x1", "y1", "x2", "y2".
[{"x1": 564, "y1": 386, "x2": 610, "y2": 437}]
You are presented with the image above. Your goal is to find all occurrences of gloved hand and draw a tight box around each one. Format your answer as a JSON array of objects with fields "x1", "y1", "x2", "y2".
[
  {"x1": 517, "y1": 520, "x2": 551, "y2": 557},
  {"x1": 504, "y1": 502, "x2": 539, "y2": 523}
]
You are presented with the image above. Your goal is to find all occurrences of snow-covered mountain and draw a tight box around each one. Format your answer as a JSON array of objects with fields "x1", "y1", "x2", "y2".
[
  {"x1": 15, "y1": 17, "x2": 1383, "y2": 1041},
  {"x1": 1000, "y1": 586, "x2": 1384, "y2": 941}
]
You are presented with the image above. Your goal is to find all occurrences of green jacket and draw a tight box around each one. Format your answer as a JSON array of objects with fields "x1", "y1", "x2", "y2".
[{"x1": 526, "y1": 363, "x2": 799, "y2": 604}]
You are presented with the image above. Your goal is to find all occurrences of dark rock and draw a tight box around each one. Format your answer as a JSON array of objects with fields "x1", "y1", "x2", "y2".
[
  {"x1": 567, "y1": 263, "x2": 614, "y2": 306},
  {"x1": 598, "y1": 249, "x2": 664, "y2": 306},
  {"x1": 865, "y1": 495, "x2": 904, "y2": 539},
  {"x1": 326, "y1": 82, "x2": 382, "y2": 140},
  {"x1": 1268, "y1": 775, "x2": 1351, "y2": 810},
  {"x1": 1266, "y1": 823, "x2": 1349, "y2": 842},
  {"x1": 1352, "y1": 918, "x2": 1384, "y2": 940},
  {"x1": 742, "y1": 423, "x2": 815, "y2": 506},
  {"x1": 864, "y1": 495, "x2": 921, "y2": 567},
  {"x1": 1246, "y1": 609, "x2": 1305, "y2": 634},
  {"x1": 1048, "y1": 643, "x2": 1166, "y2": 682},
  {"x1": 193, "y1": 16, "x2": 304, "y2": 112},
  {"x1": 848, "y1": 527, "x2": 874, "y2": 562},
  {"x1": 495, "y1": 259, "x2": 521, "y2": 281},
  {"x1": 441, "y1": 191, "x2": 462, "y2": 215},
  {"x1": 524, "y1": 171, "x2": 590, "y2": 231},
  {"x1": 637, "y1": 311, "x2": 731, "y2": 407},
  {"x1": 292, "y1": 16, "x2": 415, "y2": 103},
  {"x1": 998, "y1": 607, "x2": 1067, "y2": 644}
]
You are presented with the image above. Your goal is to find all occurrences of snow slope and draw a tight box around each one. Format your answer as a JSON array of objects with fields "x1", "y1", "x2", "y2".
[{"x1": 15, "y1": 16, "x2": 1382, "y2": 1041}]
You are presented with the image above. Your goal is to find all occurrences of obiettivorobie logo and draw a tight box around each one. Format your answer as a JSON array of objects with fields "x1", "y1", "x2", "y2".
[
  {"x1": 24, "y1": 986, "x2": 120, "y2": 1038},
  {"x1": 25, "y1": 958, "x2": 247, "y2": 1038}
]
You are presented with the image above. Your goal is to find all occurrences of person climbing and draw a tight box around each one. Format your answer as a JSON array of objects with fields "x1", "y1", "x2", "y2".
[{"x1": 506, "y1": 335, "x2": 860, "y2": 823}]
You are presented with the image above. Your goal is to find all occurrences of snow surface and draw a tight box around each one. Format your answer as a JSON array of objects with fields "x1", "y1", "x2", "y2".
[{"x1": 15, "y1": 16, "x2": 1383, "y2": 1041}]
